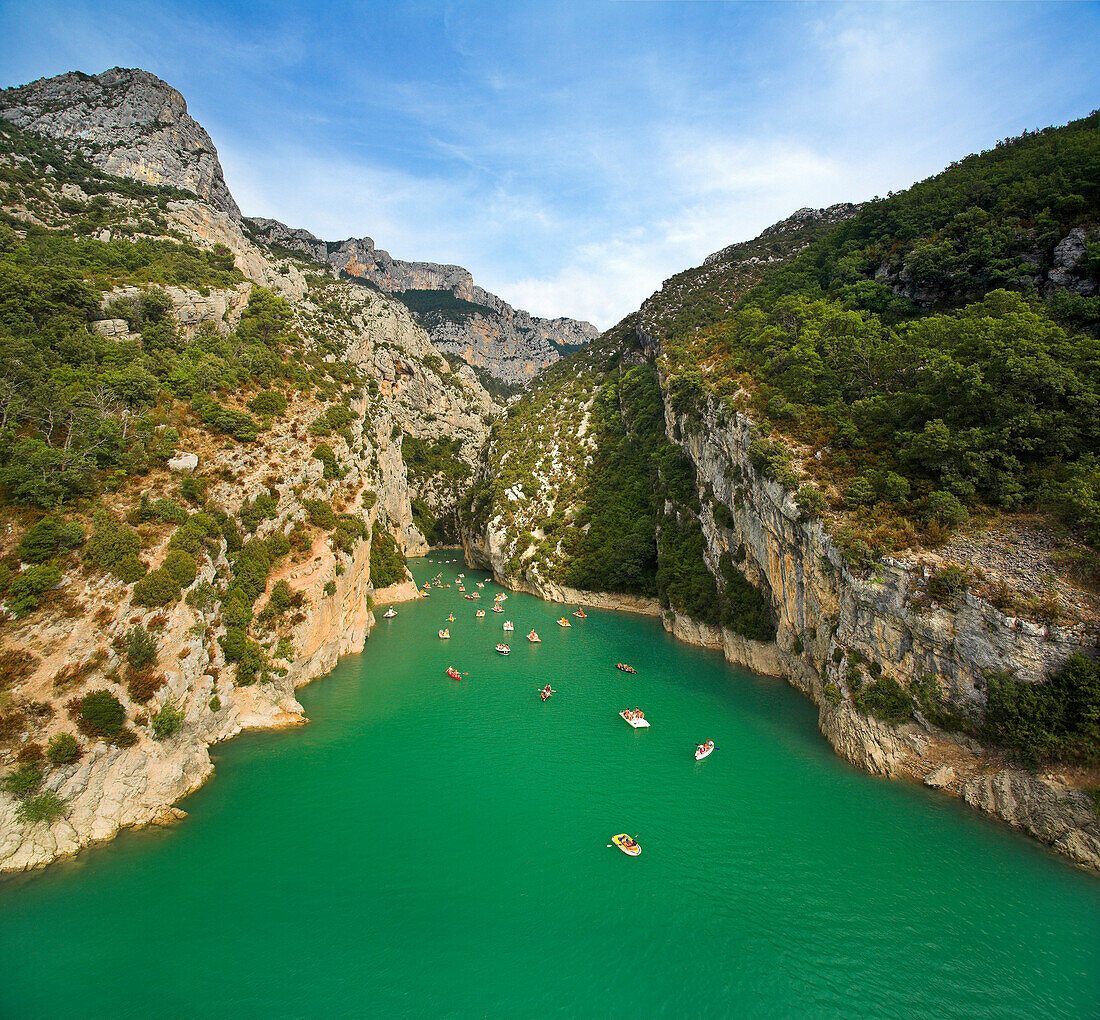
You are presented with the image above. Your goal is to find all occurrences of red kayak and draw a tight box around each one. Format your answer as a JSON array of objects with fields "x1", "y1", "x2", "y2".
[{"x1": 446, "y1": 667, "x2": 462, "y2": 681}]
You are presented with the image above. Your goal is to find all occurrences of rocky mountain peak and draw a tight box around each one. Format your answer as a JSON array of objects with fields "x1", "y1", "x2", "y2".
[{"x1": 0, "y1": 66, "x2": 241, "y2": 219}]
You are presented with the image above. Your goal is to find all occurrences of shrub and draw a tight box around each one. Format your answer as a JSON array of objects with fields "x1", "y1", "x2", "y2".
[
  {"x1": 823, "y1": 680, "x2": 843, "y2": 705},
  {"x1": 127, "y1": 670, "x2": 165, "y2": 703},
  {"x1": 1, "y1": 762, "x2": 43, "y2": 798},
  {"x1": 844, "y1": 477, "x2": 876, "y2": 508},
  {"x1": 323, "y1": 580, "x2": 336, "y2": 597},
  {"x1": 929, "y1": 565, "x2": 969, "y2": 603},
  {"x1": 185, "y1": 580, "x2": 218, "y2": 612},
  {"x1": 312, "y1": 444, "x2": 338, "y2": 479},
  {"x1": 208, "y1": 694, "x2": 221, "y2": 713},
  {"x1": 162, "y1": 550, "x2": 197, "y2": 588},
  {"x1": 114, "y1": 554, "x2": 148, "y2": 584},
  {"x1": 924, "y1": 490, "x2": 969, "y2": 527},
  {"x1": 855, "y1": 676, "x2": 915, "y2": 725},
  {"x1": 16, "y1": 791, "x2": 65, "y2": 824},
  {"x1": 304, "y1": 499, "x2": 336, "y2": 530},
  {"x1": 261, "y1": 580, "x2": 292, "y2": 620},
  {"x1": 0, "y1": 648, "x2": 38, "y2": 690},
  {"x1": 132, "y1": 568, "x2": 181, "y2": 607},
  {"x1": 983, "y1": 654, "x2": 1100, "y2": 767},
  {"x1": 795, "y1": 486, "x2": 827, "y2": 518},
  {"x1": 6, "y1": 563, "x2": 61, "y2": 617},
  {"x1": 152, "y1": 703, "x2": 184, "y2": 740},
  {"x1": 248, "y1": 390, "x2": 288, "y2": 417},
  {"x1": 75, "y1": 689, "x2": 125, "y2": 739},
  {"x1": 125, "y1": 626, "x2": 158, "y2": 672},
  {"x1": 46, "y1": 732, "x2": 81, "y2": 765},
  {"x1": 17, "y1": 516, "x2": 85, "y2": 563},
  {"x1": 84, "y1": 508, "x2": 142, "y2": 578}
]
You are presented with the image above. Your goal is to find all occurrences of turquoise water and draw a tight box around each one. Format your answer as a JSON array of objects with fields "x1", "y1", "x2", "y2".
[{"x1": 1, "y1": 552, "x2": 1098, "y2": 1019}]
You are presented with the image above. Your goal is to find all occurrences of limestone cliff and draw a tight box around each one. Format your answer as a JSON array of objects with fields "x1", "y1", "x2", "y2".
[
  {"x1": 0, "y1": 67, "x2": 241, "y2": 219},
  {"x1": 246, "y1": 218, "x2": 599, "y2": 388}
]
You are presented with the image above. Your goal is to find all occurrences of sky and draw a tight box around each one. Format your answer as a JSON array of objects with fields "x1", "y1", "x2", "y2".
[{"x1": 2, "y1": 1, "x2": 1099, "y2": 329}]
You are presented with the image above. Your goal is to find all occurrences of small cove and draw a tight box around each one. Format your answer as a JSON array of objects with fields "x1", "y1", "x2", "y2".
[{"x1": 1, "y1": 551, "x2": 1098, "y2": 1019}]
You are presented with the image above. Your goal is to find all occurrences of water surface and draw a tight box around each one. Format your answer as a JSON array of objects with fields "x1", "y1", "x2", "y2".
[{"x1": 2, "y1": 553, "x2": 1098, "y2": 1019}]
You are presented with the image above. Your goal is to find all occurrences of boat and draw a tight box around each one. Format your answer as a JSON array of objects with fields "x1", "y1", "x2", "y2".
[
  {"x1": 539, "y1": 684, "x2": 555, "y2": 701},
  {"x1": 470, "y1": 592, "x2": 481, "y2": 599},
  {"x1": 383, "y1": 608, "x2": 396, "y2": 618},
  {"x1": 446, "y1": 667, "x2": 462, "y2": 681},
  {"x1": 611, "y1": 833, "x2": 641, "y2": 856},
  {"x1": 695, "y1": 739, "x2": 715, "y2": 761},
  {"x1": 494, "y1": 593, "x2": 507, "y2": 602},
  {"x1": 438, "y1": 628, "x2": 450, "y2": 639},
  {"x1": 496, "y1": 643, "x2": 511, "y2": 655},
  {"x1": 476, "y1": 610, "x2": 486, "y2": 618},
  {"x1": 447, "y1": 614, "x2": 455, "y2": 622},
  {"x1": 557, "y1": 617, "x2": 571, "y2": 628},
  {"x1": 527, "y1": 630, "x2": 541, "y2": 643},
  {"x1": 572, "y1": 609, "x2": 586, "y2": 618},
  {"x1": 616, "y1": 663, "x2": 637, "y2": 674},
  {"x1": 503, "y1": 621, "x2": 514, "y2": 632},
  {"x1": 620, "y1": 709, "x2": 650, "y2": 729},
  {"x1": 458, "y1": 586, "x2": 465, "y2": 592},
  {"x1": 477, "y1": 582, "x2": 484, "y2": 588},
  {"x1": 492, "y1": 605, "x2": 504, "y2": 613}
]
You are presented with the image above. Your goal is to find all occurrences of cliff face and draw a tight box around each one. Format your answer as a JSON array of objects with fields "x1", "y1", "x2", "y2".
[
  {"x1": 0, "y1": 129, "x2": 499, "y2": 870},
  {"x1": 0, "y1": 67, "x2": 241, "y2": 219},
  {"x1": 246, "y1": 218, "x2": 599, "y2": 388}
]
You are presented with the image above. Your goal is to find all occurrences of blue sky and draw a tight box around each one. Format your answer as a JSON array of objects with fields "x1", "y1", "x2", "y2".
[{"x1": 2, "y1": 1, "x2": 1099, "y2": 328}]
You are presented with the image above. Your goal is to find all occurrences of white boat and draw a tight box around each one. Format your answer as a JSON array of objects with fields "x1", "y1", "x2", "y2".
[
  {"x1": 496, "y1": 643, "x2": 511, "y2": 655},
  {"x1": 476, "y1": 610, "x2": 486, "y2": 618},
  {"x1": 438, "y1": 629, "x2": 450, "y2": 639},
  {"x1": 492, "y1": 605, "x2": 504, "y2": 613},
  {"x1": 695, "y1": 740, "x2": 715, "y2": 761},
  {"x1": 527, "y1": 630, "x2": 541, "y2": 643},
  {"x1": 557, "y1": 617, "x2": 571, "y2": 628},
  {"x1": 383, "y1": 608, "x2": 396, "y2": 618},
  {"x1": 503, "y1": 621, "x2": 514, "y2": 632},
  {"x1": 494, "y1": 593, "x2": 507, "y2": 602},
  {"x1": 620, "y1": 709, "x2": 650, "y2": 729}
]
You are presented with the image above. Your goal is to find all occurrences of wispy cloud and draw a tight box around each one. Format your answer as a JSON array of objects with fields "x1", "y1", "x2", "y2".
[{"x1": 2, "y1": 1, "x2": 1098, "y2": 328}]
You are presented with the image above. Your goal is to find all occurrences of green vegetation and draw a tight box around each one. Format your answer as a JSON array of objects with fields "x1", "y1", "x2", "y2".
[
  {"x1": 393, "y1": 288, "x2": 496, "y2": 324},
  {"x1": 15, "y1": 791, "x2": 65, "y2": 824},
  {"x1": 370, "y1": 525, "x2": 407, "y2": 587},
  {"x1": 2, "y1": 761, "x2": 43, "y2": 798},
  {"x1": 982, "y1": 654, "x2": 1100, "y2": 767},
  {"x1": 124, "y1": 626, "x2": 158, "y2": 672},
  {"x1": 45, "y1": 732, "x2": 80, "y2": 765},
  {"x1": 17, "y1": 516, "x2": 84, "y2": 563},
  {"x1": 855, "y1": 675, "x2": 916, "y2": 725},
  {"x1": 152, "y1": 702, "x2": 184, "y2": 740},
  {"x1": 73, "y1": 689, "x2": 125, "y2": 739},
  {"x1": 5, "y1": 563, "x2": 61, "y2": 617}
]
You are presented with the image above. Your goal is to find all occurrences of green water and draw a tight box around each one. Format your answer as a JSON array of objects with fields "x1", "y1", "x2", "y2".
[{"x1": 2, "y1": 553, "x2": 1098, "y2": 1019}]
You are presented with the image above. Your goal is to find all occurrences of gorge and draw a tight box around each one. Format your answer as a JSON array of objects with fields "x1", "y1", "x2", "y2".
[{"x1": 0, "y1": 65, "x2": 1097, "y2": 888}]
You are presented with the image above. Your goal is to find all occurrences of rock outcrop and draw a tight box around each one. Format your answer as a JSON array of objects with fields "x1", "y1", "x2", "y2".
[
  {"x1": 246, "y1": 218, "x2": 599, "y2": 387},
  {"x1": 0, "y1": 67, "x2": 241, "y2": 218}
]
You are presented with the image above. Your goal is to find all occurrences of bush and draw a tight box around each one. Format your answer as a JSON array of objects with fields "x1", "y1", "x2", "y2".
[
  {"x1": 16, "y1": 791, "x2": 65, "y2": 824},
  {"x1": 795, "y1": 486, "x2": 827, "y2": 518},
  {"x1": 855, "y1": 676, "x2": 915, "y2": 725},
  {"x1": 162, "y1": 549, "x2": 197, "y2": 588},
  {"x1": 312, "y1": 444, "x2": 338, "y2": 479},
  {"x1": 115, "y1": 553, "x2": 148, "y2": 584},
  {"x1": 46, "y1": 732, "x2": 81, "y2": 765},
  {"x1": 84, "y1": 508, "x2": 142, "y2": 578},
  {"x1": 370, "y1": 526, "x2": 407, "y2": 588},
  {"x1": 152, "y1": 702, "x2": 184, "y2": 740},
  {"x1": 75, "y1": 689, "x2": 125, "y2": 739},
  {"x1": 1, "y1": 762, "x2": 43, "y2": 798},
  {"x1": 304, "y1": 499, "x2": 336, "y2": 530},
  {"x1": 127, "y1": 670, "x2": 165, "y2": 703},
  {"x1": 6, "y1": 563, "x2": 61, "y2": 617},
  {"x1": 125, "y1": 626, "x2": 158, "y2": 672},
  {"x1": 924, "y1": 490, "x2": 969, "y2": 527},
  {"x1": 0, "y1": 647, "x2": 38, "y2": 689},
  {"x1": 983, "y1": 654, "x2": 1100, "y2": 767},
  {"x1": 17, "y1": 516, "x2": 84, "y2": 563},
  {"x1": 929, "y1": 565, "x2": 969, "y2": 602},
  {"x1": 132, "y1": 568, "x2": 181, "y2": 607},
  {"x1": 208, "y1": 694, "x2": 221, "y2": 713},
  {"x1": 248, "y1": 390, "x2": 287, "y2": 417}
]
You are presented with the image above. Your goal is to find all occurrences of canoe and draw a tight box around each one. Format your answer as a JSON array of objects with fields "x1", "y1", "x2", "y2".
[{"x1": 612, "y1": 833, "x2": 641, "y2": 856}]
